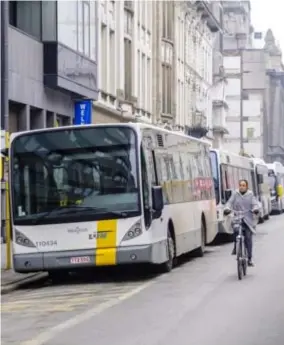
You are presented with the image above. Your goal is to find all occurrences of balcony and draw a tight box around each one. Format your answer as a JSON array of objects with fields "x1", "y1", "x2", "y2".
[
  {"x1": 223, "y1": 1, "x2": 249, "y2": 15},
  {"x1": 194, "y1": 1, "x2": 222, "y2": 33},
  {"x1": 185, "y1": 111, "x2": 208, "y2": 138},
  {"x1": 212, "y1": 103, "x2": 229, "y2": 135}
]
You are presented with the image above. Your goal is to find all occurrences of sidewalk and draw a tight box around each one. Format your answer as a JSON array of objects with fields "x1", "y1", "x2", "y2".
[{"x1": 1, "y1": 244, "x2": 47, "y2": 294}]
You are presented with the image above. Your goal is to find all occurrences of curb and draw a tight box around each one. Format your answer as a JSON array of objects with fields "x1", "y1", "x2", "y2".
[{"x1": 1, "y1": 272, "x2": 48, "y2": 295}]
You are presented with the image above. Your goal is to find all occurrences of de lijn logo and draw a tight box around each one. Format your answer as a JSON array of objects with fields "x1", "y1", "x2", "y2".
[{"x1": 67, "y1": 226, "x2": 88, "y2": 234}]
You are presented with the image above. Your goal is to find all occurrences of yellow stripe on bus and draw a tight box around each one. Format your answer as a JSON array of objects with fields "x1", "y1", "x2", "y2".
[{"x1": 95, "y1": 219, "x2": 117, "y2": 266}]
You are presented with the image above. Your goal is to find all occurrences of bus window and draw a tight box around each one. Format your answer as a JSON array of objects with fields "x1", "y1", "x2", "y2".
[
  {"x1": 210, "y1": 151, "x2": 220, "y2": 204},
  {"x1": 140, "y1": 146, "x2": 151, "y2": 228}
]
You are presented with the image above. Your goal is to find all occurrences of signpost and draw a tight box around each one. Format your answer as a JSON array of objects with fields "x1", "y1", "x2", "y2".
[{"x1": 74, "y1": 99, "x2": 92, "y2": 125}]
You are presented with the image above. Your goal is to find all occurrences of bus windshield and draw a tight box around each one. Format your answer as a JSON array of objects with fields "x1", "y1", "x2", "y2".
[
  {"x1": 11, "y1": 126, "x2": 140, "y2": 225},
  {"x1": 210, "y1": 151, "x2": 220, "y2": 204}
]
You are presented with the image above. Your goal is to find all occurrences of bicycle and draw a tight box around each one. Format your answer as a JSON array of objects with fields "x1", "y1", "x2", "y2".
[
  {"x1": 232, "y1": 210, "x2": 248, "y2": 280},
  {"x1": 224, "y1": 209, "x2": 256, "y2": 280}
]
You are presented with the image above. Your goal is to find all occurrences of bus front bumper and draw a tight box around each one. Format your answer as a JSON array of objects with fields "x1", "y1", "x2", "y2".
[{"x1": 13, "y1": 241, "x2": 168, "y2": 273}]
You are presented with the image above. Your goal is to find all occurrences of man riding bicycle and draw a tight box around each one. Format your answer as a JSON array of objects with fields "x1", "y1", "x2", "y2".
[{"x1": 224, "y1": 179, "x2": 259, "y2": 267}]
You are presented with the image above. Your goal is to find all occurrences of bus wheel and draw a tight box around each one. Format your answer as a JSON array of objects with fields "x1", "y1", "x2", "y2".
[
  {"x1": 159, "y1": 229, "x2": 175, "y2": 273},
  {"x1": 264, "y1": 214, "x2": 269, "y2": 220},
  {"x1": 258, "y1": 216, "x2": 264, "y2": 224},
  {"x1": 196, "y1": 220, "x2": 206, "y2": 257}
]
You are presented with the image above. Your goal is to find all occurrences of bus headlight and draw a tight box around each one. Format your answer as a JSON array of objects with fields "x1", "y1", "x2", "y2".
[
  {"x1": 15, "y1": 229, "x2": 36, "y2": 248},
  {"x1": 122, "y1": 221, "x2": 142, "y2": 241}
]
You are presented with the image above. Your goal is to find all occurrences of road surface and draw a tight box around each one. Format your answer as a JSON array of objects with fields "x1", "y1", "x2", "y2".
[{"x1": 2, "y1": 214, "x2": 284, "y2": 345}]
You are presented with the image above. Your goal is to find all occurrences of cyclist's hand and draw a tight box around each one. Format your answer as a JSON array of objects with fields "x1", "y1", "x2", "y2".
[{"x1": 224, "y1": 209, "x2": 231, "y2": 216}]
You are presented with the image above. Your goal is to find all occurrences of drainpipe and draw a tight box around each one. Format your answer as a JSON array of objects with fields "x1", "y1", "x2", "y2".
[
  {"x1": 1, "y1": 0, "x2": 9, "y2": 133},
  {"x1": 1, "y1": 1, "x2": 10, "y2": 267}
]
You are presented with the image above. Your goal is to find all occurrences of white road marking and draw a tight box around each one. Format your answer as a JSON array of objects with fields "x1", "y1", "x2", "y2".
[{"x1": 21, "y1": 280, "x2": 153, "y2": 345}]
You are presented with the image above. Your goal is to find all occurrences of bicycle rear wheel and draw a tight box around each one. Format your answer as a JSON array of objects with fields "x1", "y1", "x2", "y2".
[{"x1": 236, "y1": 240, "x2": 243, "y2": 280}]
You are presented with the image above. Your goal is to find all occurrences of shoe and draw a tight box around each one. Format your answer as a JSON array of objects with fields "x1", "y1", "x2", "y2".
[
  {"x1": 248, "y1": 260, "x2": 254, "y2": 267},
  {"x1": 231, "y1": 247, "x2": 236, "y2": 255}
]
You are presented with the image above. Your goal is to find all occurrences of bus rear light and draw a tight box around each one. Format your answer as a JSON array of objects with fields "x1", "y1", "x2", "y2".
[{"x1": 15, "y1": 229, "x2": 36, "y2": 248}]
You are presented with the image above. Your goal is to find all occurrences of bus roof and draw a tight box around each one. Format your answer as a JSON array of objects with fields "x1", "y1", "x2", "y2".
[
  {"x1": 266, "y1": 161, "x2": 284, "y2": 173},
  {"x1": 10, "y1": 122, "x2": 211, "y2": 146},
  {"x1": 210, "y1": 149, "x2": 253, "y2": 169},
  {"x1": 251, "y1": 157, "x2": 266, "y2": 165}
]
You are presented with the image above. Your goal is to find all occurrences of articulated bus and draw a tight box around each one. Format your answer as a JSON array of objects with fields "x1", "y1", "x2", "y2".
[
  {"x1": 251, "y1": 158, "x2": 271, "y2": 221},
  {"x1": 267, "y1": 161, "x2": 284, "y2": 214},
  {"x1": 7, "y1": 123, "x2": 217, "y2": 276},
  {"x1": 210, "y1": 149, "x2": 257, "y2": 234}
]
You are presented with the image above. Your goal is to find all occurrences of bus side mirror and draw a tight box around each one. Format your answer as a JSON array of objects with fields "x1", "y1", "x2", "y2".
[
  {"x1": 152, "y1": 186, "x2": 164, "y2": 212},
  {"x1": 1, "y1": 148, "x2": 8, "y2": 157},
  {"x1": 224, "y1": 189, "x2": 232, "y2": 202}
]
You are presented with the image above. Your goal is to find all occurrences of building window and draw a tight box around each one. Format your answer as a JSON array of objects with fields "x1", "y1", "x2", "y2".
[
  {"x1": 109, "y1": 1, "x2": 115, "y2": 22},
  {"x1": 124, "y1": 38, "x2": 132, "y2": 101},
  {"x1": 247, "y1": 128, "x2": 255, "y2": 139},
  {"x1": 57, "y1": 0, "x2": 96, "y2": 60},
  {"x1": 162, "y1": 2, "x2": 173, "y2": 41},
  {"x1": 124, "y1": 6, "x2": 133, "y2": 102},
  {"x1": 109, "y1": 31, "x2": 115, "y2": 95},
  {"x1": 100, "y1": 25, "x2": 107, "y2": 91},
  {"x1": 124, "y1": 9, "x2": 133, "y2": 36},
  {"x1": 162, "y1": 64, "x2": 172, "y2": 114},
  {"x1": 82, "y1": 1, "x2": 91, "y2": 57},
  {"x1": 124, "y1": 1, "x2": 133, "y2": 10},
  {"x1": 9, "y1": 1, "x2": 42, "y2": 40}
]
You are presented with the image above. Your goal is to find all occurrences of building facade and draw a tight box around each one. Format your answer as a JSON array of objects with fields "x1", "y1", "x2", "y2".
[
  {"x1": 0, "y1": 0, "x2": 98, "y2": 242},
  {"x1": 174, "y1": 1, "x2": 220, "y2": 139},
  {"x1": 223, "y1": 49, "x2": 266, "y2": 157},
  {"x1": 3, "y1": 0, "x2": 98, "y2": 134},
  {"x1": 222, "y1": 0, "x2": 257, "y2": 155},
  {"x1": 222, "y1": 0, "x2": 284, "y2": 161},
  {"x1": 210, "y1": 1, "x2": 229, "y2": 148},
  {"x1": 94, "y1": 0, "x2": 221, "y2": 138},
  {"x1": 263, "y1": 30, "x2": 284, "y2": 163},
  {"x1": 94, "y1": 0, "x2": 153, "y2": 124}
]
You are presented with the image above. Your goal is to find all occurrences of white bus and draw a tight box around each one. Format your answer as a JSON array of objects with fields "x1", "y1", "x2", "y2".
[
  {"x1": 8, "y1": 123, "x2": 218, "y2": 276},
  {"x1": 210, "y1": 149, "x2": 257, "y2": 234},
  {"x1": 267, "y1": 161, "x2": 284, "y2": 214},
  {"x1": 251, "y1": 158, "x2": 271, "y2": 221}
]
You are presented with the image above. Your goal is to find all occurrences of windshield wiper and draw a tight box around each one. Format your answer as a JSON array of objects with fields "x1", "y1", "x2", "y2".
[
  {"x1": 30, "y1": 205, "x2": 86, "y2": 225},
  {"x1": 31, "y1": 206, "x2": 129, "y2": 224}
]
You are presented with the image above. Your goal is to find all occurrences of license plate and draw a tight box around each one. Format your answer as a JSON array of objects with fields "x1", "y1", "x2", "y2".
[{"x1": 70, "y1": 256, "x2": 91, "y2": 264}]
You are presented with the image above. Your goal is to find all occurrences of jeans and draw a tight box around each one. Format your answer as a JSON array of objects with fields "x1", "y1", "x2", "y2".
[{"x1": 234, "y1": 223, "x2": 253, "y2": 260}]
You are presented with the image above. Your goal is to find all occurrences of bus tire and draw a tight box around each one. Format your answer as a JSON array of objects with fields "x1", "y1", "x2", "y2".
[
  {"x1": 258, "y1": 216, "x2": 264, "y2": 224},
  {"x1": 196, "y1": 219, "x2": 206, "y2": 257},
  {"x1": 159, "y1": 228, "x2": 175, "y2": 273}
]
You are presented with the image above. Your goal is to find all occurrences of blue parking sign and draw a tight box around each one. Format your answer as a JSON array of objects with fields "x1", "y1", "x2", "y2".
[{"x1": 74, "y1": 99, "x2": 92, "y2": 125}]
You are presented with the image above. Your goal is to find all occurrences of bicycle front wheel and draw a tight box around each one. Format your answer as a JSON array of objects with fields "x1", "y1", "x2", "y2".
[{"x1": 236, "y1": 240, "x2": 243, "y2": 280}]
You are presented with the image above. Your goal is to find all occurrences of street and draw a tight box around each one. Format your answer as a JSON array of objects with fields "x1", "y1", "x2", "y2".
[{"x1": 1, "y1": 214, "x2": 284, "y2": 345}]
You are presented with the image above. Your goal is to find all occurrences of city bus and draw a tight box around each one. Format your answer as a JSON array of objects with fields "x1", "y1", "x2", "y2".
[
  {"x1": 210, "y1": 149, "x2": 258, "y2": 235},
  {"x1": 251, "y1": 158, "x2": 271, "y2": 221},
  {"x1": 7, "y1": 123, "x2": 218, "y2": 276},
  {"x1": 267, "y1": 161, "x2": 284, "y2": 214}
]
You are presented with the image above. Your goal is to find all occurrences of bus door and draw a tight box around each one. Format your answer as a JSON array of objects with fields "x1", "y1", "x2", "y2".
[{"x1": 252, "y1": 168, "x2": 260, "y2": 201}]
